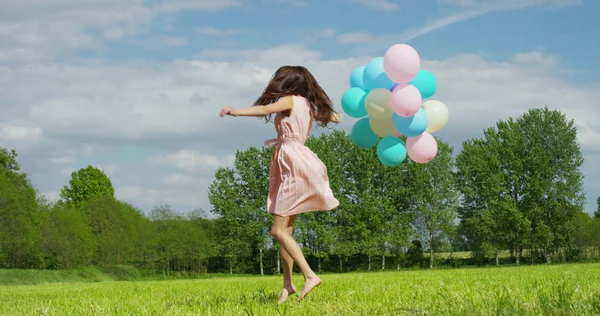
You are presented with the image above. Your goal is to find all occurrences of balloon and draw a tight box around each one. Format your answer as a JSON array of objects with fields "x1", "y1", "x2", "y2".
[
  {"x1": 383, "y1": 44, "x2": 420, "y2": 84},
  {"x1": 409, "y1": 70, "x2": 437, "y2": 99},
  {"x1": 393, "y1": 108, "x2": 428, "y2": 137},
  {"x1": 406, "y1": 132, "x2": 438, "y2": 163},
  {"x1": 394, "y1": 130, "x2": 402, "y2": 137},
  {"x1": 377, "y1": 136, "x2": 407, "y2": 167},
  {"x1": 350, "y1": 117, "x2": 380, "y2": 149},
  {"x1": 341, "y1": 87, "x2": 368, "y2": 118},
  {"x1": 369, "y1": 117, "x2": 396, "y2": 137},
  {"x1": 422, "y1": 100, "x2": 449, "y2": 133},
  {"x1": 350, "y1": 66, "x2": 366, "y2": 89},
  {"x1": 363, "y1": 57, "x2": 394, "y2": 92},
  {"x1": 390, "y1": 83, "x2": 399, "y2": 92},
  {"x1": 391, "y1": 84, "x2": 422, "y2": 117},
  {"x1": 365, "y1": 88, "x2": 393, "y2": 120}
]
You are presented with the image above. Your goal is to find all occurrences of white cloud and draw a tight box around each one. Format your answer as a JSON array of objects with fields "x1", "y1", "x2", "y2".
[
  {"x1": 439, "y1": 0, "x2": 582, "y2": 8},
  {"x1": 349, "y1": 0, "x2": 399, "y2": 11},
  {"x1": 0, "y1": 124, "x2": 43, "y2": 143},
  {"x1": 150, "y1": 150, "x2": 235, "y2": 171},
  {"x1": 336, "y1": 32, "x2": 376, "y2": 44},
  {"x1": 264, "y1": 0, "x2": 308, "y2": 7},
  {"x1": 51, "y1": 156, "x2": 75, "y2": 165},
  {"x1": 0, "y1": 0, "x2": 241, "y2": 63},
  {"x1": 195, "y1": 27, "x2": 246, "y2": 36},
  {"x1": 162, "y1": 174, "x2": 200, "y2": 186},
  {"x1": 1, "y1": 4, "x2": 598, "y2": 216}
]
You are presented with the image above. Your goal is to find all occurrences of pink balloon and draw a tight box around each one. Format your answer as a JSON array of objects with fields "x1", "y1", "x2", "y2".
[
  {"x1": 383, "y1": 44, "x2": 421, "y2": 84},
  {"x1": 394, "y1": 131, "x2": 402, "y2": 137},
  {"x1": 391, "y1": 84, "x2": 422, "y2": 117},
  {"x1": 406, "y1": 132, "x2": 438, "y2": 163}
]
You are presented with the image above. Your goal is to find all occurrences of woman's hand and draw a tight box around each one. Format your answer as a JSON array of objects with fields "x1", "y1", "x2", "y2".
[{"x1": 219, "y1": 106, "x2": 236, "y2": 117}]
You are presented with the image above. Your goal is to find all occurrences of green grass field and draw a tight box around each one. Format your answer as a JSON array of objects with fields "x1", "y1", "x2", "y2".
[{"x1": 1, "y1": 264, "x2": 599, "y2": 315}]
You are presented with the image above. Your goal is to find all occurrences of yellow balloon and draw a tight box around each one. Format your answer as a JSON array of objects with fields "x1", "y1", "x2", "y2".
[
  {"x1": 365, "y1": 88, "x2": 393, "y2": 120},
  {"x1": 422, "y1": 100, "x2": 449, "y2": 133},
  {"x1": 369, "y1": 117, "x2": 396, "y2": 137}
]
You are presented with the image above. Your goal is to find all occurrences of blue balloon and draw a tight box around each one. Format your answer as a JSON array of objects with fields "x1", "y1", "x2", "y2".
[
  {"x1": 409, "y1": 70, "x2": 437, "y2": 99},
  {"x1": 377, "y1": 136, "x2": 407, "y2": 166},
  {"x1": 350, "y1": 66, "x2": 366, "y2": 89},
  {"x1": 351, "y1": 117, "x2": 379, "y2": 149},
  {"x1": 341, "y1": 87, "x2": 368, "y2": 118},
  {"x1": 393, "y1": 109, "x2": 428, "y2": 137},
  {"x1": 363, "y1": 57, "x2": 394, "y2": 92}
]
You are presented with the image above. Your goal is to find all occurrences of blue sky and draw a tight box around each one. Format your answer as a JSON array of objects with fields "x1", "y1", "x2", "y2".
[{"x1": 0, "y1": 0, "x2": 598, "y2": 215}]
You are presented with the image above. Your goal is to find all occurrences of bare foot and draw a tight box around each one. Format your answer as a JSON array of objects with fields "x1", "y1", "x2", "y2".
[
  {"x1": 297, "y1": 276, "x2": 321, "y2": 302},
  {"x1": 278, "y1": 285, "x2": 297, "y2": 304}
]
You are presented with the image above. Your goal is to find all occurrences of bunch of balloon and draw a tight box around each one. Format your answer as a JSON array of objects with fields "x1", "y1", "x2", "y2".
[{"x1": 342, "y1": 43, "x2": 449, "y2": 166}]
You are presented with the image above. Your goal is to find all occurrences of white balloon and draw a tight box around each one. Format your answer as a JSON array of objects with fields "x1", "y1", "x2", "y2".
[
  {"x1": 422, "y1": 100, "x2": 449, "y2": 133},
  {"x1": 365, "y1": 88, "x2": 393, "y2": 120}
]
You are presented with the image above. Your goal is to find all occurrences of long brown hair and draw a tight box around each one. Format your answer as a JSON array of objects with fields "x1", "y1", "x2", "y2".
[{"x1": 252, "y1": 65, "x2": 338, "y2": 127}]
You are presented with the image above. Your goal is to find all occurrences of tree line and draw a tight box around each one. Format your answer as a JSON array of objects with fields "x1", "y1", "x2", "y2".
[{"x1": 1, "y1": 107, "x2": 599, "y2": 275}]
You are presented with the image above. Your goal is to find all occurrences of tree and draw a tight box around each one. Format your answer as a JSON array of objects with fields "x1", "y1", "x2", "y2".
[
  {"x1": 41, "y1": 203, "x2": 97, "y2": 269},
  {"x1": 0, "y1": 147, "x2": 44, "y2": 269},
  {"x1": 80, "y1": 196, "x2": 147, "y2": 265},
  {"x1": 208, "y1": 167, "x2": 249, "y2": 274},
  {"x1": 407, "y1": 140, "x2": 459, "y2": 269},
  {"x1": 456, "y1": 107, "x2": 584, "y2": 264},
  {"x1": 595, "y1": 196, "x2": 600, "y2": 219},
  {"x1": 517, "y1": 107, "x2": 585, "y2": 262},
  {"x1": 233, "y1": 147, "x2": 272, "y2": 275},
  {"x1": 60, "y1": 165, "x2": 114, "y2": 207}
]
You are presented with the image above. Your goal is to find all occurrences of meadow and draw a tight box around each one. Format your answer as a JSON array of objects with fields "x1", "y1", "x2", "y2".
[{"x1": 1, "y1": 263, "x2": 599, "y2": 315}]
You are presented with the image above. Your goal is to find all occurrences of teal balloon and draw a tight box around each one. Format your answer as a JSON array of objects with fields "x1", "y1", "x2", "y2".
[
  {"x1": 350, "y1": 66, "x2": 366, "y2": 89},
  {"x1": 393, "y1": 108, "x2": 428, "y2": 137},
  {"x1": 377, "y1": 136, "x2": 407, "y2": 166},
  {"x1": 409, "y1": 70, "x2": 437, "y2": 99},
  {"x1": 351, "y1": 117, "x2": 379, "y2": 149},
  {"x1": 341, "y1": 87, "x2": 368, "y2": 118},
  {"x1": 363, "y1": 57, "x2": 394, "y2": 92}
]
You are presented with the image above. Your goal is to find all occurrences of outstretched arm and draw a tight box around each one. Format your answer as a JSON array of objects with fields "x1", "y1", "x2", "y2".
[{"x1": 220, "y1": 96, "x2": 293, "y2": 117}]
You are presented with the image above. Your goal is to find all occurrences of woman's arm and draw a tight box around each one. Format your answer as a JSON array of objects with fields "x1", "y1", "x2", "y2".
[{"x1": 222, "y1": 96, "x2": 293, "y2": 117}]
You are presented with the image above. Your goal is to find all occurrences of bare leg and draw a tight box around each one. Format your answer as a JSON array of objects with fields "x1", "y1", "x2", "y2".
[
  {"x1": 271, "y1": 215, "x2": 321, "y2": 302},
  {"x1": 278, "y1": 215, "x2": 297, "y2": 303}
]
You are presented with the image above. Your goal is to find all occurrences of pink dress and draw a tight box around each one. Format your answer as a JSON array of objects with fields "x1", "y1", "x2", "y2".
[{"x1": 264, "y1": 95, "x2": 339, "y2": 216}]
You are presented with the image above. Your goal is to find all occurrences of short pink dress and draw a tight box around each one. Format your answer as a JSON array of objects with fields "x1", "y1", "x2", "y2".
[{"x1": 264, "y1": 95, "x2": 339, "y2": 216}]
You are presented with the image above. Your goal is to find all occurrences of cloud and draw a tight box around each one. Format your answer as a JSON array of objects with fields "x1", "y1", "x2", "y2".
[
  {"x1": 438, "y1": 0, "x2": 582, "y2": 8},
  {"x1": 264, "y1": 0, "x2": 308, "y2": 7},
  {"x1": 3, "y1": 40, "x2": 599, "y2": 214},
  {"x1": 0, "y1": 124, "x2": 43, "y2": 143},
  {"x1": 195, "y1": 27, "x2": 246, "y2": 36},
  {"x1": 396, "y1": 0, "x2": 583, "y2": 43},
  {"x1": 336, "y1": 32, "x2": 376, "y2": 44},
  {"x1": 0, "y1": 0, "x2": 241, "y2": 63},
  {"x1": 349, "y1": 0, "x2": 399, "y2": 11},
  {"x1": 150, "y1": 150, "x2": 235, "y2": 171},
  {"x1": 51, "y1": 156, "x2": 75, "y2": 165},
  {"x1": 162, "y1": 174, "x2": 200, "y2": 186}
]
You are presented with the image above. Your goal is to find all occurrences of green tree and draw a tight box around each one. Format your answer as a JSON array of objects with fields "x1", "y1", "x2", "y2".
[
  {"x1": 456, "y1": 107, "x2": 584, "y2": 265},
  {"x1": 80, "y1": 196, "x2": 147, "y2": 265},
  {"x1": 233, "y1": 147, "x2": 272, "y2": 275},
  {"x1": 0, "y1": 147, "x2": 43, "y2": 268},
  {"x1": 60, "y1": 165, "x2": 114, "y2": 207},
  {"x1": 41, "y1": 203, "x2": 97, "y2": 269},
  {"x1": 208, "y1": 167, "x2": 249, "y2": 274},
  {"x1": 407, "y1": 140, "x2": 458, "y2": 269},
  {"x1": 517, "y1": 108, "x2": 585, "y2": 263},
  {"x1": 595, "y1": 196, "x2": 600, "y2": 219}
]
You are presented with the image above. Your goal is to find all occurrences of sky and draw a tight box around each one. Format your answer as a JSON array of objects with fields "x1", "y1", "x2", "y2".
[{"x1": 0, "y1": 0, "x2": 598, "y2": 216}]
